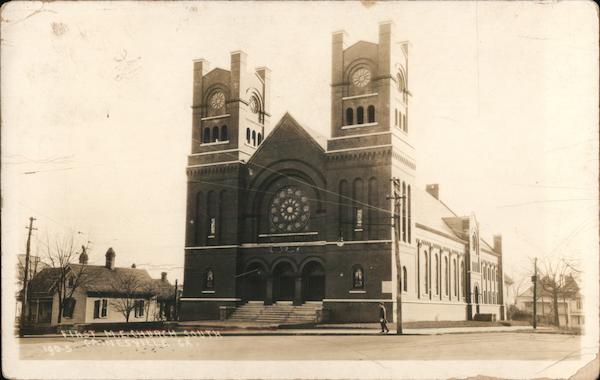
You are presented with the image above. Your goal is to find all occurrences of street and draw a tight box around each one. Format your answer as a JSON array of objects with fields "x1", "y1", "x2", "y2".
[{"x1": 19, "y1": 332, "x2": 582, "y2": 361}]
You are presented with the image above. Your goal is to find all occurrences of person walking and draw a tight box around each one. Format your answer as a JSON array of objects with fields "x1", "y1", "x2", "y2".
[{"x1": 378, "y1": 302, "x2": 389, "y2": 333}]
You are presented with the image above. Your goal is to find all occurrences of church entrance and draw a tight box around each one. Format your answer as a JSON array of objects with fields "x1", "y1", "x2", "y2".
[
  {"x1": 244, "y1": 263, "x2": 266, "y2": 301},
  {"x1": 302, "y1": 261, "x2": 325, "y2": 301},
  {"x1": 273, "y1": 262, "x2": 295, "y2": 301}
]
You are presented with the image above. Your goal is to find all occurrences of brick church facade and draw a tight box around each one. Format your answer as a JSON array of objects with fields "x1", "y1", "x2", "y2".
[{"x1": 180, "y1": 22, "x2": 505, "y2": 322}]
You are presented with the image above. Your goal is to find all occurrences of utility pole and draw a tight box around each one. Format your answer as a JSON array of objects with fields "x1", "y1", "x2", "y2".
[
  {"x1": 20, "y1": 217, "x2": 37, "y2": 337},
  {"x1": 387, "y1": 179, "x2": 405, "y2": 335},
  {"x1": 532, "y1": 257, "x2": 537, "y2": 329}
]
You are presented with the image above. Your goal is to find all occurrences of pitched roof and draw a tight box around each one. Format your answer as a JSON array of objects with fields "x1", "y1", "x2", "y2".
[
  {"x1": 151, "y1": 279, "x2": 175, "y2": 301},
  {"x1": 28, "y1": 263, "x2": 167, "y2": 298},
  {"x1": 413, "y1": 187, "x2": 463, "y2": 241}
]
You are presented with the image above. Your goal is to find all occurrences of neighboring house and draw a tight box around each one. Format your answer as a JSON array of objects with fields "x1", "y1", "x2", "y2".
[
  {"x1": 515, "y1": 276, "x2": 584, "y2": 328},
  {"x1": 15, "y1": 254, "x2": 49, "y2": 320},
  {"x1": 24, "y1": 248, "x2": 175, "y2": 326}
]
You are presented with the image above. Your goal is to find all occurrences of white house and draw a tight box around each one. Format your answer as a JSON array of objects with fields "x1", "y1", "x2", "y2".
[{"x1": 24, "y1": 248, "x2": 175, "y2": 327}]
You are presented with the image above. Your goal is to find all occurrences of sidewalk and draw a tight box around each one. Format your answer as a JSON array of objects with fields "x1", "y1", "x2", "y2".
[{"x1": 18, "y1": 321, "x2": 556, "y2": 338}]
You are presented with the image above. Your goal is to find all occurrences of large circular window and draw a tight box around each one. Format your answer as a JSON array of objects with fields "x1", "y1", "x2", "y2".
[{"x1": 269, "y1": 186, "x2": 310, "y2": 233}]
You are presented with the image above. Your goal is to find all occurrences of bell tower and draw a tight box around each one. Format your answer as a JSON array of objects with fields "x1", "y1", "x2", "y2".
[
  {"x1": 328, "y1": 21, "x2": 411, "y2": 152},
  {"x1": 189, "y1": 52, "x2": 270, "y2": 167}
]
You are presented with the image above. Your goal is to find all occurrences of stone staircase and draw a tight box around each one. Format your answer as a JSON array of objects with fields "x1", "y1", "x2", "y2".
[{"x1": 228, "y1": 302, "x2": 323, "y2": 325}]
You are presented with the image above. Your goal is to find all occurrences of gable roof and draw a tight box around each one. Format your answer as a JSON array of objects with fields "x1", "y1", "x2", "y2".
[
  {"x1": 27, "y1": 263, "x2": 170, "y2": 298},
  {"x1": 414, "y1": 187, "x2": 464, "y2": 241},
  {"x1": 250, "y1": 112, "x2": 326, "y2": 162}
]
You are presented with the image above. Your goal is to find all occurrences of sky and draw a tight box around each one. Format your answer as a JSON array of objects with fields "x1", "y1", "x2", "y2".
[{"x1": 2, "y1": 1, "x2": 598, "y2": 302}]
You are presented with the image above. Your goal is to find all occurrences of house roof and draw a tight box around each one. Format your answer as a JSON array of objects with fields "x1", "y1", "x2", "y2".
[
  {"x1": 151, "y1": 279, "x2": 176, "y2": 301},
  {"x1": 413, "y1": 188, "x2": 463, "y2": 241},
  {"x1": 28, "y1": 263, "x2": 172, "y2": 299}
]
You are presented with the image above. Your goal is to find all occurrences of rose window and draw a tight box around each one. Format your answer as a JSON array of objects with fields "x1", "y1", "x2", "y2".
[{"x1": 269, "y1": 186, "x2": 310, "y2": 233}]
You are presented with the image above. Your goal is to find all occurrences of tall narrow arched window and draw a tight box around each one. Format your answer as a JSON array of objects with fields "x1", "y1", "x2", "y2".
[
  {"x1": 252, "y1": 130, "x2": 256, "y2": 146},
  {"x1": 407, "y1": 185, "x2": 412, "y2": 243},
  {"x1": 402, "y1": 266, "x2": 408, "y2": 292},
  {"x1": 357, "y1": 106, "x2": 364, "y2": 124},
  {"x1": 346, "y1": 108, "x2": 354, "y2": 125},
  {"x1": 461, "y1": 261, "x2": 466, "y2": 299},
  {"x1": 352, "y1": 265, "x2": 364, "y2": 289},
  {"x1": 435, "y1": 254, "x2": 439, "y2": 295},
  {"x1": 454, "y1": 258, "x2": 458, "y2": 296},
  {"x1": 339, "y1": 180, "x2": 349, "y2": 240},
  {"x1": 195, "y1": 191, "x2": 204, "y2": 244},
  {"x1": 401, "y1": 182, "x2": 407, "y2": 242},
  {"x1": 221, "y1": 125, "x2": 228, "y2": 141},
  {"x1": 424, "y1": 251, "x2": 429, "y2": 293},
  {"x1": 395, "y1": 109, "x2": 398, "y2": 126},
  {"x1": 246, "y1": 128, "x2": 251, "y2": 143},
  {"x1": 203, "y1": 128, "x2": 211, "y2": 143},
  {"x1": 352, "y1": 178, "x2": 363, "y2": 231},
  {"x1": 367, "y1": 105, "x2": 375, "y2": 123},
  {"x1": 257, "y1": 133, "x2": 262, "y2": 145},
  {"x1": 207, "y1": 191, "x2": 216, "y2": 238},
  {"x1": 403, "y1": 114, "x2": 407, "y2": 132},
  {"x1": 212, "y1": 126, "x2": 219, "y2": 142},
  {"x1": 205, "y1": 269, "x2": 214, "y2": 289},
  {"x1": 218, "y1": 190, "x2": 226, "y2": 242},
  {"x1": 444, "y1": 257, "x2": 449, "y2": 296},
  {"x1": 367, "y1": 177, "x2": 378, "y2": 239}
]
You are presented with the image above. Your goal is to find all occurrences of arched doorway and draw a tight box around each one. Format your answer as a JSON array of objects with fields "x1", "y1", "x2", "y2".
[
  {"x1": 474, "y1": 285, "x2": 480, "y2": 314},
  {"x1": 244, "y1": 262, "x2": 266, "y2": 302},
  {"x1": 273, "y1": 262, "x2": 295, "y2": 301},
  {"x1": 302, "y1": 261, "x2": 325, "y2": 301}
]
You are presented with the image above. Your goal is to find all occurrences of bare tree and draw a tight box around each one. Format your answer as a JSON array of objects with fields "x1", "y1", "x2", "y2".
[
  {"x1": 538, "y1": 257, "x2": 580, "y2": 327},
  {"x1": 111, "y1": 272, "x2": 151, "y2": 323},
  {"x1": 42, "y1": 235, "x2": 92, "y2": 324}
]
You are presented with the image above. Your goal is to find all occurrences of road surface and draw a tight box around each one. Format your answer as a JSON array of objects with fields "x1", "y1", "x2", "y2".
[{"x1": 19, "y1": 332, "x2": 582, "y2": 361}]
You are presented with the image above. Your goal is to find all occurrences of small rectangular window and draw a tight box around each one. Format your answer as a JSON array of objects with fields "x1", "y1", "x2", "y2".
[
  {"x1": 101, "y1": 299, "x2": 108, "y2": 318},
  {"x1": 93, "y1": 300, "x2": 100, "y2": 319}
]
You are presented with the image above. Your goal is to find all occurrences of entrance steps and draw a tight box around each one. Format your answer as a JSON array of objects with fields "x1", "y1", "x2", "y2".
[{"x1": 228, "y1": 302, "x2": 323, "y2": 325}]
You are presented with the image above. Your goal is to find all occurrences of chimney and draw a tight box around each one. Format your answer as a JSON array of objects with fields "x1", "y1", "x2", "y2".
[
  {"x1": 493, "y1": 235, "x2": 502, "y2": 254},
  {"x1": 131, "y1": 263, "x2": 136, "y2": 269},
  {"x1": 105, "y1": 247, "x2": 116, "y2": 270},
  {"x1": 78, "y1": 245, "x2": 89, "y2": 265},
  {"x1": 161, "y1": 272, "x2": 167, "y2": 281},
  {"x1": 426, "y1": 184, "x2": 439, "y2": 200}
]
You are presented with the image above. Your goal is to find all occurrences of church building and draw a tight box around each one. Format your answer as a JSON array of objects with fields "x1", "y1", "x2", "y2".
[{"x1": 180, "y1": 22, "x2": 505, "y2": 323}]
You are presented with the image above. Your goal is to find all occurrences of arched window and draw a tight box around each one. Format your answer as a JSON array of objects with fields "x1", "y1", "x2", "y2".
[
  {"x1": 401, "y1": 182, "x2": 406, "y2": 242},
  {"x1": 339, "y1": 180, "x2": 349, "y2": 240},
  {"x1": 402, "y1": 266, "x2": 408, "y2": 292},
  {"x1": 352, "y1": 265, "x2": 364, "y2": 289},
  {"x1": 246, "y1": 128, "x2": 251, "y2": 143},
  {"x1": 252, "y1": 130, "x2": 256, "y2": 146},
  {"x1": 461, "y1": 261, "x2": 466, "y2": 299},
  {"x1": 424, "y1": 251, "x2": 429, "y2": 293},
  {"x1": 346, "y1": 108, "x2": 354, "y2": 125},
  {"x1": 221, "y1": 125, "x2": 228, "y2": 141},
  {"x1": 257, "y1": 133, "x2": 262, "y2": 145},
  {"x1": 444, "y1": 257, "x2": 449, "y2": 296},
  {"x1": 407, "y1": 185, "x2": 412, "y2": 243},
  {"x1": 203, "y1": 128, "x2": 211, "y2": 143},
  {"x1": 357, "y1": 106, "x2": 364, "y2": 124},
  {"x1": 435, "y1": 254, "x2": 439, "y2": 295},
  {"x1": 205, "y1": 269, "x2": 214, "y2": 289},
  {"x1": 367, "y1": 177, "x2": 378, "y2": 239},
  {"x1": 367, "y1": 105, "x2": 375, "y2": 123},
  {"x1": 403, "y1": 114, "x2": 407, "y2": 132},
  {"x1": 453, "y1": 258, "x2": 458, "y2": 296},
  {"x1": 212, "y1": 126, "x2": 219, "y2": 142},
  {"x1": 395, "y1": 109, "x2": 398, "y2": 126}
]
